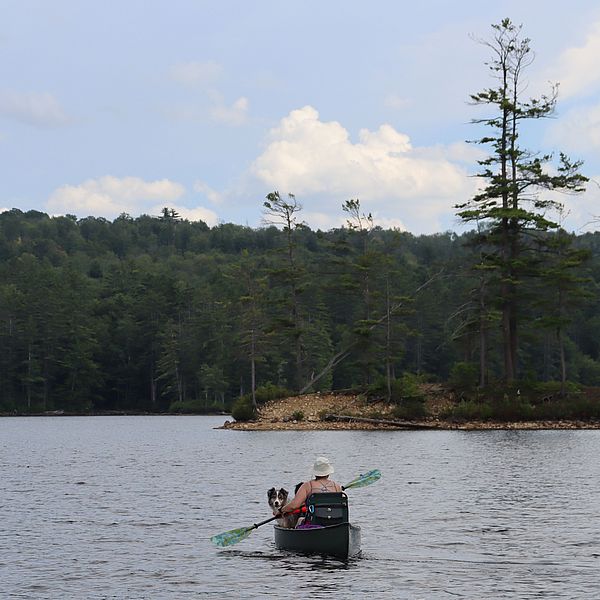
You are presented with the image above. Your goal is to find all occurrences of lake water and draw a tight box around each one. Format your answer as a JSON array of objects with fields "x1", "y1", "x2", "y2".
[{"x1": 1, "y1": 416, "x2": 599, "y2": 599}]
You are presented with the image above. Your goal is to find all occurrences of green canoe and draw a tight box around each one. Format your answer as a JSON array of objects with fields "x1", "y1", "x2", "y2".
[{"x1": 273, "y1": 522, "x2": 361, "y2": 559}]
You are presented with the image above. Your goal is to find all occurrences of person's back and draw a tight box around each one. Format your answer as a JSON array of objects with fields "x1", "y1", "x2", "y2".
[
  {"x1": 281, "y1": 457, "x2": 341, "y2": 515},
  {"x1": 302, "y1": 476, "x2": 341, "y2": 496}
]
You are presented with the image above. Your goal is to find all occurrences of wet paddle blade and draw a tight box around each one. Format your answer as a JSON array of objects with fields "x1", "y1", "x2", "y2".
[
  {"x1": 211, "y1": 526, "x2": 254, "y2": 547},
  {"x1": 344, "y1": 469, "x2": 381, "y2": 489}
]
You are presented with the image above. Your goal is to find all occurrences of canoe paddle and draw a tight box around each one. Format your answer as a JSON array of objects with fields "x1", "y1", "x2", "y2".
[{"x1": 210, "y1": 469, "x2": 381, "y2": 547}]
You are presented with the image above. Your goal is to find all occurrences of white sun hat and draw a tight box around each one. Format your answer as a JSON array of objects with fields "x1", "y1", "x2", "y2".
[{"x1": 313, "y1": 456, "x2": 335, "y2": 477}]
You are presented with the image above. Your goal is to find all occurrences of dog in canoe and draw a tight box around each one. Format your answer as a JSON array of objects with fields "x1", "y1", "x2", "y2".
[{"x1": 267, "y1": 483, "x2": 303, "y2": 528}]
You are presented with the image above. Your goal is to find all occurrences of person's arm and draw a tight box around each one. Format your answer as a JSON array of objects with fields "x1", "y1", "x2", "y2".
[{"x1": 281, "y1": 481, "x2": 310, "y2": 513}]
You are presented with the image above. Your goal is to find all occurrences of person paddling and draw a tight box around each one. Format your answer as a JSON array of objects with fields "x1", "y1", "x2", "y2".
[{"x1": 280, "y1": 456, "x2": 342, "y2": 516}]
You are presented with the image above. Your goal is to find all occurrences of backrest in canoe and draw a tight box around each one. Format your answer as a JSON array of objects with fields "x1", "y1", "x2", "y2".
[{"x1": 306, "y1": 492, "x2": 349, "y2": 526}]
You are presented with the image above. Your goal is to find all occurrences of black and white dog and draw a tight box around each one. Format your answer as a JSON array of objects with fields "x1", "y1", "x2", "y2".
[
  {"x1": 267, "y1": 487, "x2": 288, "y2": 514},
  {"x1": 267, "y1": 483, "x2": 303, "y2": 529},
  {"x1": 267, "y1": 487, "x2": 290, "y2": 527}
]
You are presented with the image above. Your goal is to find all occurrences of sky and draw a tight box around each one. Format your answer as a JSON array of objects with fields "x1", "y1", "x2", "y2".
[{"x1": 1, "y1": 0, "x2": 600, "y2": 235}]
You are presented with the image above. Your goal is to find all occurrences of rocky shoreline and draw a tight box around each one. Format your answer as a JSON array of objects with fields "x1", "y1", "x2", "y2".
[
  {"x1": 221, "y1": 417, "x2": 600, "y2": 431},
  {"x1": 219, "y1": 390, "x2": 600, "y2": 431}
]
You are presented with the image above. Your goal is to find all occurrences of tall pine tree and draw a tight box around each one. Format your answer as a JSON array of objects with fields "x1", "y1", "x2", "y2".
[{"x1": 456, "y1": 18, "x2": 587, "y2": 381}]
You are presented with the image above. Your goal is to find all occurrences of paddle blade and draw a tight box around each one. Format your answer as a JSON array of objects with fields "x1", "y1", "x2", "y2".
[
  {"x1": 344, "y1": 469, "x2": 381, "y2": 490},
  {"x1": 211, "y1": 526, "x2": 254, "y2": 547}
]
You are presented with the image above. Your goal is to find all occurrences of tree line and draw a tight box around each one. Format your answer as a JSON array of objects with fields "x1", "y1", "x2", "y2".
[{"x1": 1, "y1": 204, "x2": 599, "y2": 414}]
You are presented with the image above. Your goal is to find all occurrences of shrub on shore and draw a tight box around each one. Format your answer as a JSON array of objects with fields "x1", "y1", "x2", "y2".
[
  {"x1": 391, "y1": 398, "x2": 428, "y2": 420},
  {"x1": 252, "y1": 383, "x2": 290, "y2": 404},
  {"x1": 231, "y1": 383, "x2": 290, "y2": 422},
  {"x1": 443, "y1": 398, "x2": 535, "y2": 422},
  {"x1": 367, "y1": 372, "x2": 426, "y2": 403},
  {"x1": 448, "y1": 362, "x2": 479, "y2": 396},
  {"x1": 231, "y1": 397, "x2": 257, "y2": 422},
  {"x1": 364, "y1": 373, "x2": 429, "y2": 420}
]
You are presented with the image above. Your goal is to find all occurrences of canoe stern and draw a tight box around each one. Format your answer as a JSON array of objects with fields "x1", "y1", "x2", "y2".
[{"x1": 274, "y1": 523, "x2": 361, "y2": 559}]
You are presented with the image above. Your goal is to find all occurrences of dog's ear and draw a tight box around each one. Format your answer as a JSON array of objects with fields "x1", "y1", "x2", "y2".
[
  {"x1": 267, "y1": 487, "x2": 275, "y2": 499},
  {"x1": 279, "y1": 487, "x2": 288, "y2": 497}
]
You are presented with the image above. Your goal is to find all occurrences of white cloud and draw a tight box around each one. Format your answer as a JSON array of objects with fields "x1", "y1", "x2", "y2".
[
  {"x1": 375, "y1": 215, "x2": 408, "y2": 231},
  {"x1": 166, "y1": 92, "x2": 249, "y2": 126},
  {"x1": 546, "y1": 21, "x2": 600, "y2": 100},
  {"x1": 47, "y1": 176, "x2": 186, "y2": 218},
  {"x1": 210, "y1": 96, "x2": 249, "y2": 126},
  {"x1": 549, "y1": 104, "x2": 600, "y2": 152},
  {"x1": 416, "y1": 141, "x2": 487, "y2": 165},
  {"x1": 302, "y1": 211, "x2": 344, "y2": 231},
  {"x1": 0, "y1": 90, "x2": 71, "y2": 127},
  {"x1": 170, "y1": 60, "x2": 222, "y2": 87},
  {"x1": 250, "y1": 106, "x2": 476, "y2": 232},
  {"x1": 562, "y1": 176, "x2": 600, "y2": 232},
  {"x1": 526, "y1": 175, "x2": 600, "y2": 234},
  {"x1": 168, "y1": 60, "x2": 249, "y2": 126},
  {"x1": 296, "y1": 211, "x2": 408, "y2": 233},
  {"x1": 194, "y1": 180, "x2": 224, "y2": 205}
]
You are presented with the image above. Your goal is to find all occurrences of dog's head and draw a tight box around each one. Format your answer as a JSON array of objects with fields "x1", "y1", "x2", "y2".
[{"x1": 267, "y1": 487, "x2": 288, "y2": 511}]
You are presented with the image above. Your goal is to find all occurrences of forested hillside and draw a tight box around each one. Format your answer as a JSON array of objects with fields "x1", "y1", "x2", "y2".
[{"x1": 2, "y1": 207, "x2": 600, "y2": 414}]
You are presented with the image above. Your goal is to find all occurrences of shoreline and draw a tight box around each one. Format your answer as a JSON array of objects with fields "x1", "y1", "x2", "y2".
[
  {"x1": 1, "y1": 411, "x2": 598, "y2": 430},
  {"x1": 0, "y1": 411, "x2": 230, "y2": 418},
  {"x1": 220, "y1": 418, "x2": 600, "y2": 431}
]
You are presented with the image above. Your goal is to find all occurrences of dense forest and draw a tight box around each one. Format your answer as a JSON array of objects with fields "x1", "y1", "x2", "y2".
[
  {"x1": 1, "y1": 205, "x2": 600, "y2": 414},
  {"x1": 2, "y1": 20, "x2": 599, "y2": 416}
]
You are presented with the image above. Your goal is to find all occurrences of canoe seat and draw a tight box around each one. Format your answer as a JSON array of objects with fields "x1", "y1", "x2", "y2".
[{"x1": 306, "y1": 492, "x2": 349, "y2": 526}]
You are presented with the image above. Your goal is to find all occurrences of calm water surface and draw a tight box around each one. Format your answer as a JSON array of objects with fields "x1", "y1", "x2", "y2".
[{"x1": 2, "y1": 416, "x2": 599, "y2": 598}]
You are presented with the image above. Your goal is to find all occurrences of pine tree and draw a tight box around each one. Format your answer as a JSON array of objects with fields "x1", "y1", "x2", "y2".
[
  {"x1": 535, "y1": 227, "x2": 592, "y2": 393},
  {"x1": 229, "y1": 250, "x2": 270, "y2": 409},
  {"x1": 456, "y1": 18, "x2": 587, "y2": 381},
  {"x1": 262, "y1": 191, "x2": 307, "y2": 390}
]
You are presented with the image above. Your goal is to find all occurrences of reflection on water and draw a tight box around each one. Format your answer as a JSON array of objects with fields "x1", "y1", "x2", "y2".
[
  {"x1": 2, "y1": 417, "x2": 600, "y2": 598},
  {"x1": 221, "y1": 548, "x2": 354, "y2": 568}
]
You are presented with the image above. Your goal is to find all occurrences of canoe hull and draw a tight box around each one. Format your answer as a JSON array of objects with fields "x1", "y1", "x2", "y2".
[{"x1": 274, "y1": 523, "x2": 361, "y2": 559}]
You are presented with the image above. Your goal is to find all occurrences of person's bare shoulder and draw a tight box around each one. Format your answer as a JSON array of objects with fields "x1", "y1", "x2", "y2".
[{"x1": 299, "y1": 481, "x2": 312, "y2": 495}]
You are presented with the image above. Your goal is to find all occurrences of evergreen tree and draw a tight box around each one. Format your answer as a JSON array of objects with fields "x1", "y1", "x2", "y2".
[
  {"x1": 262, "y1": 191, "x2": 307, "y2": 390},
  {"x1": 535, "y1": 227, "x2": 592, "y2": 392},
  {"x1": 229, "y1": 250, "x2": 270, "y2": 409},
  {"x1": 342, "y1": 199, "x2": 379, "y2": 385},
  {"x1": 456, "y1": 18, "x2": 588, "y2": 381}
]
